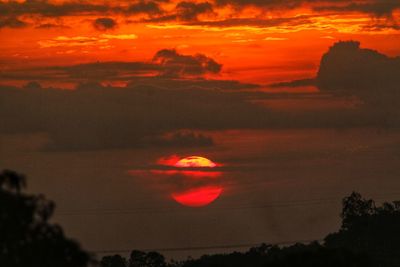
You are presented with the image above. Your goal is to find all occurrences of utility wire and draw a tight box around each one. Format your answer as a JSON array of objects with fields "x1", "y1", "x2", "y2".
[
  {"x1": 56, "y1": 198, "x2": 340, "y2": 216},
  {"x1": 56, "y1": 192, "x2": 400, "y2": 216}
]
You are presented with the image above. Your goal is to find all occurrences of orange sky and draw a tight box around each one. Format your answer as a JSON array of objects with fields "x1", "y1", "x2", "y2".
[{"x1": 1, "y1": 0, "x2": 400, "y2": 87}]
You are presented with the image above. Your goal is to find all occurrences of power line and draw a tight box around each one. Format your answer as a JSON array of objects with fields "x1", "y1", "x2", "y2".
[
  {"x1": 55, "y1": 192, "x2": 400, "y2": 216},
  {"x1": 56, "y1": 198, "x2": 341, "y2": 216}
]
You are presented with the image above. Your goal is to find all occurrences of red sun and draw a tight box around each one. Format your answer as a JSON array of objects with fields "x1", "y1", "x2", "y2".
[
  {"x1": 163, "y1": 156, "x2": 223, "y2": 207},
  {"x1": 172, "y1": 186, "x2": 223, "y2": 207}
]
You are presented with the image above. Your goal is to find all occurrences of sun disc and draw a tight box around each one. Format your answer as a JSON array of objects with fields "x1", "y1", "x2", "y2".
[{"x1": 174, "y1": 156, "x2": 217, "y2": 168}]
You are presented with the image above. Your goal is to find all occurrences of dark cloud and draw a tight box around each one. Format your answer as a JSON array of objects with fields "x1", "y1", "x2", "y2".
[
  {"x1": 214, "y1": 0, "x2": 302, "y2": 9},
  {"x1": 316, "y1": 41, "x2": 400, "y2": 106},
  {"x1": 153, "y1": 49, "x2": 222, "y2": 77},
  {"x1": 0, "y1": 49, "x2": 259, "y2": 152},
  {"x1": 361, "y1": 23, "x2": 400, "y2": 31},
  {"x1": 152, "y1": 131, "x2": 214, "y2": 147},
  {"x1": 0, "y1": 16, "x2": 27, "y2": 29},
  {"x1": 183, "y1": 16, "x2": 311, "y2": 28},
  {"x1": 1, "y1": 0, "x2": 398, "y2": 29},
  {"x1": 175, "y1": 1, "x2": 214, "y2": 21},
  {"x1": 313, "y1": 0, "x2": 400, "y2": 17},
  {"x1": 93, "y1": 17, "x2": 117, "y2": 31},
  {"x1": 34, "y1": 23, "x2": 68, "y2": 29},
  {"x1": 1, "y1": 78, "x2": 400, "y2": 152},
  {"x1": 0, "y1": 49, "x2": 226, "y2": 83},
  {"x1": 272, "y1": 40, "x2": 400, "y2": 117},
  {"x1": 141, "y1": 1, "x2": 214, "y2": 23},
  {"x1": 215, "y1": 0, "x2": 400, "y2": 17},
  {"x1": 125, "y1": 0, "x2": 164, "y2": 15},
  {"x1": 0, "y1": 0, "x2": 110, "y2": 17},
  {"x1": 0, "y1": 83, "x2": 267, "y2": 151},
  {"x1": 2, "y1": 42, "x2": 400, "y2": 152},
  {"x1": 270, "y1": 78, "x2": 316, "y2": 88},
  {"x1": 0, "y1": 0, "x2": 164, "y2": 19}
]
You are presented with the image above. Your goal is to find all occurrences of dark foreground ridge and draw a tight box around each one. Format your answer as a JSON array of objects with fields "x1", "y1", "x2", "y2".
[{"x1": 1, "y1": 169, "x2": 400, "y2": 267}]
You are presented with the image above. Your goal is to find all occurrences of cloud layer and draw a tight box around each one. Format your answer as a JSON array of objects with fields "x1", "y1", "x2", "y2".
[
  {"x1": 1, "y1": 49, "x2": 228, "y2": 84},
  {"x1": 0, "y1": 0, "x2": 399, "y2": 30},
  {"x1": 1, "y1": 41, "x2": 400, "y2": 152}
]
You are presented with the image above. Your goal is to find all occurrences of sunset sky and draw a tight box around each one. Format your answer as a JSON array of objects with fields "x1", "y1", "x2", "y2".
[{"x1": 1, "y1": 0, "x2": 400, "y2": 260}]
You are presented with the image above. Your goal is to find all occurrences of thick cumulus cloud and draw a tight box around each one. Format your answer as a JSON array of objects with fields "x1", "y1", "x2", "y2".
[
  {"x1": 317, "y1": 41, "x2": 400, "y2": 106},
  {"x1": 93, "y1": 17, "x2": 117, "y2": 31},
  {"x1": 272, "y1": 40, "x2": 400, "y2": 118}
]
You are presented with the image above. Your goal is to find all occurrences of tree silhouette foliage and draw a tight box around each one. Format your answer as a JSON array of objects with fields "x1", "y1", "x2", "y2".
[
  {"x1": 325, "y1": 191, "x2": 400, "y2": 267},
  {"x1": 101, "y1": 254, "x2": 127, "y2": 267},
  {"x1": 100, "y1": 242, "x2": 372, "y2": 267},
  {"x1": 100, "y1": 191, "x2": 400, "y2": 267},
  {"x1": 129, "y1": 250, "x2": 167, "y2": 267},
  {"x1": 0, "y1": 169, "x2": 90, "y2": 267},
  {"x1": 179, "y1": 242, "x2": 372, "y2": 267}
]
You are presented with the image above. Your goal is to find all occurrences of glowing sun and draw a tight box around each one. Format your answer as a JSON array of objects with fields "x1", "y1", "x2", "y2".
[
  {"x1": 174, "y1": 156, "x2": 217, "y2": 168},
  {"x1": 166, "y1": 156, "x2": 223, "y2": 207}
]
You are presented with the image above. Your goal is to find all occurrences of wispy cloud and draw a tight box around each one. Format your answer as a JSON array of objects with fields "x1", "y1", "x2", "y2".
[
  {"x1": 264, "y1": 37, "x2": 288, "y2": 41},
  {"x1": 100, "y1": 34, "x2": 138, "y2": 40}
]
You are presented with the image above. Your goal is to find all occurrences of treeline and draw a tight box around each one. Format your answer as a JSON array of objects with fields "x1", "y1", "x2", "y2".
[
  {"x1": 102, "y1": 243, "x2": 373, "y2": 267},
  {"x1": 101, "y1": 192, "x2": 400, "y2": 267},
  {"x1": 1, "y1": 170, "x2": 400, "y2": 267}
]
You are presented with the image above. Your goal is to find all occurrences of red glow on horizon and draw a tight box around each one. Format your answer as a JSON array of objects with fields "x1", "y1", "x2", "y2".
[
  {"x1": 157, "y1": 155, "x2": 181, "y2": 166},
  {"x1": 151, "y1": 170, "x2": 221, "y2": 179},
  {"x1": 172, "y1": 186, "x2": 223, "y2": 207}
]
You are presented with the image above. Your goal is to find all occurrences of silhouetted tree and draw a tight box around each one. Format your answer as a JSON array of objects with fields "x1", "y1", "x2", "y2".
[
  {"x1": 341, "y1": 192, "x2": 376, "y2": 229},
  {"x1": 0, "y1": 170, "x2": 90, "y2": 267},
  {"x1": 100, "y1": 254, "x2": 127, "y2": 267},
  {"x1": 325, "y1": 191, "x2": 400, "y2": 266},
  {"x1": 179, "y1": 242, "x2": 372, "y2": 267},
  {"x1": 0, "y1": 169, "x2": 26, "y2": 193},
  {"x1": 129, "y1": 250, "x2": 166, "y2": 267}
]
